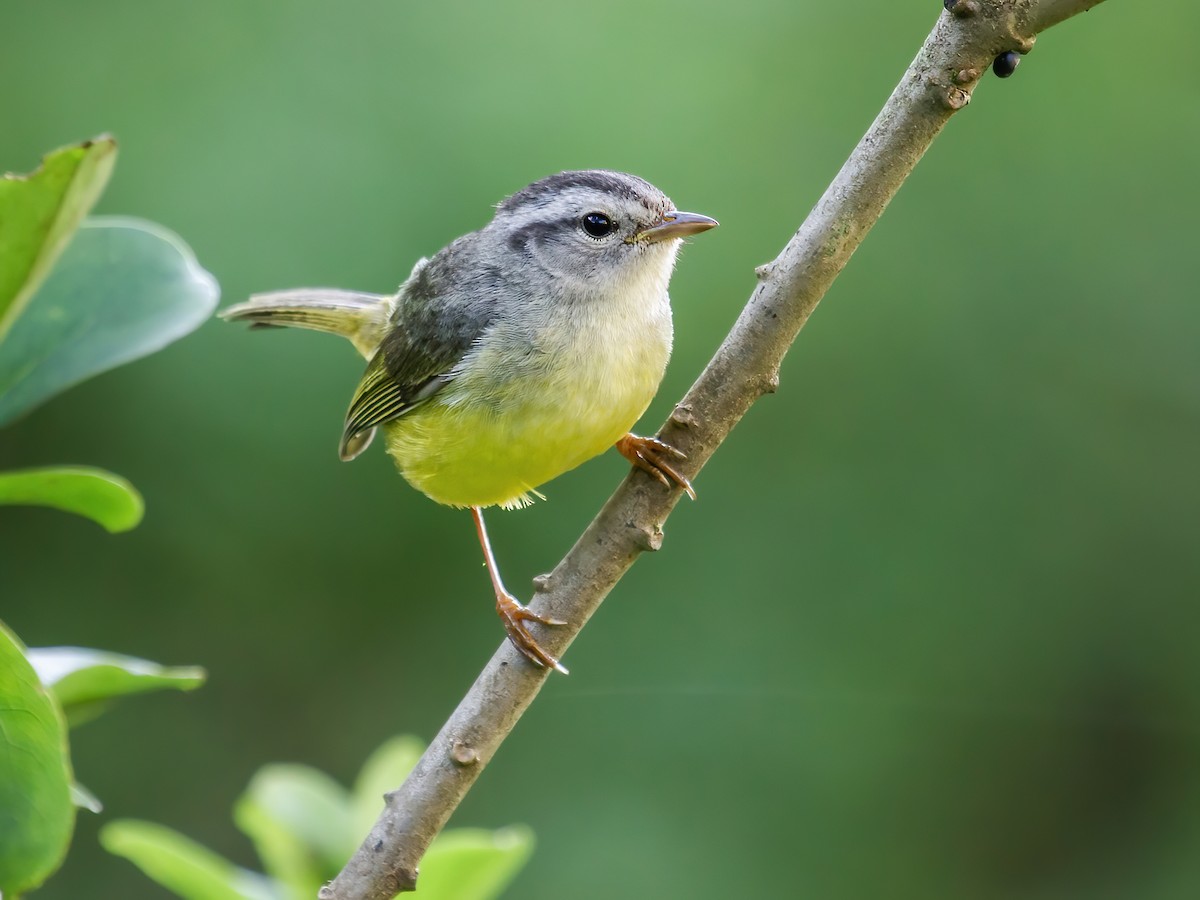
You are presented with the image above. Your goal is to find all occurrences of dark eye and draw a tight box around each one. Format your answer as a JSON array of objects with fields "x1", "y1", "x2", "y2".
[{"x1": 581, "y1": 212, "x2": 616, "y2": 238}]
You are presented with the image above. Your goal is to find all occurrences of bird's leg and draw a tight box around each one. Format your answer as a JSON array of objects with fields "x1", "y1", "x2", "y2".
[
  {"x1": 615, "y1": 433, "x2": 696, "y2": 500},
  {"x1": 470, "y1": 507, "x2": 568, "y2": 675}
]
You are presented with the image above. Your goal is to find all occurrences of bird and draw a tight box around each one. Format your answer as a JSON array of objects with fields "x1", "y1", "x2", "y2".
[{"x1": 220, "y1": 170, "x2": 717, "y2": 674}]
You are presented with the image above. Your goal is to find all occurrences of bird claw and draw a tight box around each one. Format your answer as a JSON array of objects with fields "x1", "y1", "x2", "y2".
[
  {"x1": 616, "y1": 434, "x2": 696, "y2": 500},
  {"x1": 496, "y1": 593, "x2": 569, "y2": 674}
]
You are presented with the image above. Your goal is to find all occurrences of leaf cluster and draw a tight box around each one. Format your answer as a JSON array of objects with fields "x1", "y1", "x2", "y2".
[{"x1": 102, "y1": 736, "x2": 533, "y2": 900}]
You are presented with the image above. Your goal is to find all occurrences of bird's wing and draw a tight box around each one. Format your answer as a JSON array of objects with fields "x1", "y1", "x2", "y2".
[
  {"x1": 339, "y1": 239, "x2": 501, "y2": 461},
  {"x1": 338, "y1": 313, "x2": 479, "y2": 461},
  {"x1": 339, "y1": 332, "x2": 460, "y2": 461}
]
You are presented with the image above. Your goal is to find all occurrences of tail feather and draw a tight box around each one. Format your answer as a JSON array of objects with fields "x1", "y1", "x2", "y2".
[{"x1": 220, "y1": 288, "x2": 391, "y2": 358}]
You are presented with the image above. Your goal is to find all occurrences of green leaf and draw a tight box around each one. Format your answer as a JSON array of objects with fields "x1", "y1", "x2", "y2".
[
  {"x1": 0, "y1": 466, "x2": 144, "y2": 533},
  {"x1": 350, "y1": 735, "x2": 424, "y2": 837},
  {"x1": 234, "y1": 764, "x2": 355, "y2": 885},
  {"x1": 0, "y1": 622, "x2": 74, "y2": 897},
  {"x1": 27, "y1": 646, "x2": 205, "y2": 727},
  {"x1": 232, "y1": 796, "x2": 320, "y2": 900},
  {"x1": 418, "y1": 827, "x2": 535, "y2": 900},
  {"x1": 100, "y1": 819, "x2": 278, "y2": 900},
  {"x1": 0, "y1": 215, "x2": 219, "y2": 426},
  {"x1": 0, "y1": 136, "x2": 116, "y2": 338}
]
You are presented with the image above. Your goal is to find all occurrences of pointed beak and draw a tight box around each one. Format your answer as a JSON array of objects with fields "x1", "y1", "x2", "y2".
[{"x1": 633, "y1": 211, "x2": 719, "y2": 244}]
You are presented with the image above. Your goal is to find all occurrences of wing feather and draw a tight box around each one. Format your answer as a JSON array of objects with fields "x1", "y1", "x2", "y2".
[
  {"x1": 339, "y1": 354, "x2": 426, "y2": 460},
  {"x1": 337, "y1": 240, "x2": 496, "y2": 461},
  {"x1": 338, "y1": 335, "x2": 468, "y2": 461}
]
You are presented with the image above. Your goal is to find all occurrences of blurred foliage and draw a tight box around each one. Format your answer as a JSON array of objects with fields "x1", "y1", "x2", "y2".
[
  {"x1": 0, "y1": 136, "x2": 216, "y2": 895},
  {"x1": 0, "y1": 466, "x2": 143, "y2": 534},
  {"x1": 0, "y1": 137, "x2": 114, "y2": 335},
  {"x1": 0, "y1": 622, "x2": 73, "y2": 897},
  {"x1": 0, "y1": 621, "x2": 204, "y2": 896},
  {"x1": 28, "y1": 646, "x2": 205, "y2": 728},
  {"x1": 2, "y1": 2, "x2": 1198, "y2": 898},
  {"x1": 0, "y1": 216, "x2": 220, "y2": 426},
  {"x1": 0, "y1": 138, "x2": 217, "y2": 528},
  {"x1": 102, "y1": 735, "x2": 533, "y2": 900}
]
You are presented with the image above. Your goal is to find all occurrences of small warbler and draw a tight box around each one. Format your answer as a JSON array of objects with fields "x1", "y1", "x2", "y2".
[{"x1": 221, "y1": 170, "x2": 717, "y2": 673}]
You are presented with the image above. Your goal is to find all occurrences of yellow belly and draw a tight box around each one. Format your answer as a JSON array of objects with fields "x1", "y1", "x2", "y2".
[
  {"x1": 383, "y1": 396, "x2": 636, "y2": 509},
  {"x1": 384, "y1": 317, "x2": 670, "y2": 509}
]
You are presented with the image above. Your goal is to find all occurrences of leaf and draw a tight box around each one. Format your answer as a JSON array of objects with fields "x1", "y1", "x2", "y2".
[
  {"x1": 100, "y1": 819, "x2": 278, "y2": 900},
  {"x1": 27, "y1": 646, "x2": 205, "y2": 727},
  {"x1": 350, "y1": 735, "x2": 424, "y2": 837},
  {"x1": 0, "y1": 466, "x2": 144, "y2": 533},
  {"x1": 0, "y1": 136, "x2": 116, "y2": 338},
  {"x1": 417, "y1": 827, "x2": 535, "y2": 900},
  {"x1": 232, "y1": 797, "x2": 321, "y2": 900},
  {"x1": 0, "y1": 215, "x2": 220, "y2": 426},
  {"x1": 233, "y1": 764, "x2": 355, "y2": 885},
  {"x1": 0, "y1": 622, "x2": 74, "y2": 897},
  {"x1": 70, "y1": 780, "x2": 104, "y2": 814},
  {"x1": 105, "y1": 736, "x2": 533, "y2": 900}
]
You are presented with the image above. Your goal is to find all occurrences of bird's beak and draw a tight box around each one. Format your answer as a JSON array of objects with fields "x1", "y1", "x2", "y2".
[{"x1": 633, "y1": 211, "x2": 719, "y2": 244}]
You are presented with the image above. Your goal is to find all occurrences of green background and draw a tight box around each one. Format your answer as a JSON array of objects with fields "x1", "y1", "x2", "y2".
[{"x1": 3, "y1": 2, "x2": 1198, "y2": 897}]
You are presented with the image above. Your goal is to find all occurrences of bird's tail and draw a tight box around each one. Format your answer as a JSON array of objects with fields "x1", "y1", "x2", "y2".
[{"x1": 219, "y1": 288, "x2": 391, "y2": 359}]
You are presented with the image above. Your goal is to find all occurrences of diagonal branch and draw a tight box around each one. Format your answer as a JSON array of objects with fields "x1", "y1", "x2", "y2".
[{"x1": 320, "y1": 1, "x2": 1108, "y2": 896}]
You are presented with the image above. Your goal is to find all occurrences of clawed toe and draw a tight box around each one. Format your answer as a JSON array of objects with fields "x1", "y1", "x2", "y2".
[
  {"x1": 497, "y1": 594, "x2": 569, "y2": 674},
  {"x1": 616, "y1": 433, "x2": 697, "y2": 500}
]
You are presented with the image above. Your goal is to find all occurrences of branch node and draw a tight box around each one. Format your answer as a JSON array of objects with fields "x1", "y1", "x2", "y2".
[
  {"x1": 384, "y1": 867, "x2": 419, "y2": 894},
  {"x1": 944, "y1": 0, "x2": 980, "y2": 18},
  {"x1": 631, "y1": 521, "x2": 664, "y2": 552},
  {"x1": 754, "y1": 262, "x2": 774, "y2": 280},
  {"x1": 532, "y1": 571, "x2": 557, "y2": 593},
  {"x1": 952, "y1": 67, "x2": 980, "y2": 85},
  {"x1": 670, "y1": 403, "x2": 698, "y2": 428},
  {"x1": 760, "y1": 369, "x2": 781, "y2": 396},
  {"x1": 450, "y1": 740, "x2": 479, "y2": 767},
  {"x1": 383, "y1": 789, "x2": 400, "y2": 808},
  {"x1": 943, "y1": 86, "x2": 971, "y2": 110}
]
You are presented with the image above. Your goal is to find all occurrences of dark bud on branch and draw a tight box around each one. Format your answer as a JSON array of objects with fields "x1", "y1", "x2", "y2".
[{"x1": 993, "y1": 51, "x2": 1022, "y2": 77}]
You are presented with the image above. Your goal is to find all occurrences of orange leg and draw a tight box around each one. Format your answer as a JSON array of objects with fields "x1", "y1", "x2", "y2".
[
  {"x1": 615, "y1": 433, "x2": 696, "y2": 500},
  {"x1": 471, "y1": 507, "x2": 568, "y2": 675}
]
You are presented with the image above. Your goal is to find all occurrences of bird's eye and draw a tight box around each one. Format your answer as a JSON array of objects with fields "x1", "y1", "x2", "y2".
[{"x1": 581, "y1": 212, "x2": 616, "y2": 238}]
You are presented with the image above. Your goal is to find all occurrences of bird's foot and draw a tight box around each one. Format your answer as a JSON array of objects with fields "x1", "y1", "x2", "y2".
[
  {"x1": 496, "y1": 592, "x2": 568, "y2": 675},
  {"x1": 616, "y1": 433, "x2": 696, "y2": 499}
]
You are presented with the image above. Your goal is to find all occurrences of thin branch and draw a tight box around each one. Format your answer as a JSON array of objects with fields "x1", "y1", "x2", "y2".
[{"x1": 320, "y1": 1, "x2": 1108, "y2": 896}]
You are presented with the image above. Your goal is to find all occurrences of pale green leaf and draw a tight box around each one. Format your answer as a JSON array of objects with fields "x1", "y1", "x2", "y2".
[
  {"x1": 234, "y1": 765, "x2": 355, "y2": 881},
  {"x1": 0, "y1": 136, "x2": 116, "y2": 337},
  {"x1": 100, "y1": 819, "x2": 278, "y2": 900},
  {"x1": 418, "y1": 827, "x2": 535, "y2": 900},
  {"x1": 0, "y1": 466, "x2": 143, "y2": 533},
  {"x1": 0, "y1": 216, "x2": 219, "y2": 426},
  {"x1": 27, "y1": 646, "x2": 205, "y2": 727},
  {"x1": 232, "y1": 794, "x2": 321, "y2": 900}
]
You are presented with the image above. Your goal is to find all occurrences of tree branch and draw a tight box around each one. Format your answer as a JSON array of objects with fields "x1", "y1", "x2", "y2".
[{"x1": 320, "y1": 1, "x2": 1108, "y2": 896}]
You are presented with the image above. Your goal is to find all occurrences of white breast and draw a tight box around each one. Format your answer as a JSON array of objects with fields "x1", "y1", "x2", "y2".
[{"x1": 545, "y1": 246, "x2": 675, "y2": 432}]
